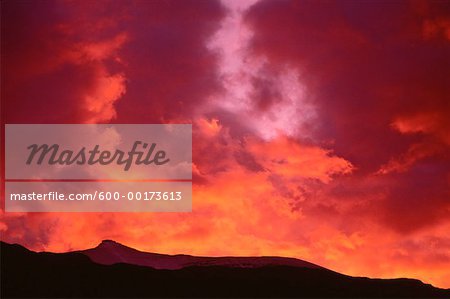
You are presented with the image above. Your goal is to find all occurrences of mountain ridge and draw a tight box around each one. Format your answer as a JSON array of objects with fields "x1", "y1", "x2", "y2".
[
  {"x1": 2, "y1": 240, "x2": 449, "y2": 298},
  {"x1": 79, "y1": 239, "x2": 323, "y2": 270}
]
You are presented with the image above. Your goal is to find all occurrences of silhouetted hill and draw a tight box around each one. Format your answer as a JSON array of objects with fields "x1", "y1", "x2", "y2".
[
  {"x1": 1, "y1": 241, "x2": 449, "y2": 298},
  {"x1": 82, "y1": 239, "x2": 322, "y2": 269}
]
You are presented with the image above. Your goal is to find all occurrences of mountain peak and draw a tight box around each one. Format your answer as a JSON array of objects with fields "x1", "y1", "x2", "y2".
[
  {"x1": 100, "y1": 239, "x2": 119, "y2": 245},
  {"x1": 97, "y1": 239, "x2": 133, "y2": 248}
]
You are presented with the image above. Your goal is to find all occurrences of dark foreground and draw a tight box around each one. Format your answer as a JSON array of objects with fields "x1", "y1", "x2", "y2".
[{"x1": 1, "y1": 242, "x2": 449, "y2": 298}]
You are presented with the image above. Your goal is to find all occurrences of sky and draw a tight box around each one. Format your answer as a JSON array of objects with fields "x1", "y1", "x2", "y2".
[{"x1": 1, "y1": 0, "x2": 450, "y2": 289}]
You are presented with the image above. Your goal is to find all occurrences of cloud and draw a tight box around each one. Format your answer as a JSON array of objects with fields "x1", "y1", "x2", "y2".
[
  {"x1": 242, "y1": 0, "x2": 450, "y2": 287},
  {"x1": 245, "y1": 0, "x2": 450, "y2": 168},
  {"x1": 112, "y1": 0, "x2": 226, "y2": 123},
  {"x1": 206, "y1": 0, "x2": 316, "y2": 140},
  {"x1": 247, "y1": 136, "x2": 353, "y2": 183},
  {"x1": 2, "y1": 0, "x2": 130, "y2": 124},
  {"x1": 83, "y1": 71, "x2": 126, "y2": 123}
]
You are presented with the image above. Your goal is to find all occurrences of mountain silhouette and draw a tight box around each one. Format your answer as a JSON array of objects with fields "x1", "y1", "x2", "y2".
[
  {"x1": 1, "y1": 240, "x2": 449, "y2": 298},
  {"x1": 82, "y1": 239, "x2": 322, "y2": 270}
]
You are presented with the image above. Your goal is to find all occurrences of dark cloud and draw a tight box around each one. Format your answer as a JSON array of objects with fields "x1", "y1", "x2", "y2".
[
  {"x1": 113, "y1": 0, "x2": 225, "y2": 123},
  {"x1": 245, "y1": 0, "x2": 450, "y2": 233},
  {"x1": 2, "y1": 0, "x2": 92, "y2": 123},
  {"x1": 2, "y1": 0, "x2": 226, "y2": 124},
  {"x1": 246, "y1": 0, "x2": 450, "y2": 170}
]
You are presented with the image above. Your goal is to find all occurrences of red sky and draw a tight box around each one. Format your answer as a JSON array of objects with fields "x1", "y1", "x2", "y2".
[{"x1": 1, "y1": 0, "x2": 450, "y2": 289}]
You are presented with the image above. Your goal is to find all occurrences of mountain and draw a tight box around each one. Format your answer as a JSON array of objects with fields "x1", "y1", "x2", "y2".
[
  {"x1": 1, "y1": 241, "x2": 449, "y2": 298},
  {"x1": 81, "y1": 239, "x2": 322, "y2": 270}
]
